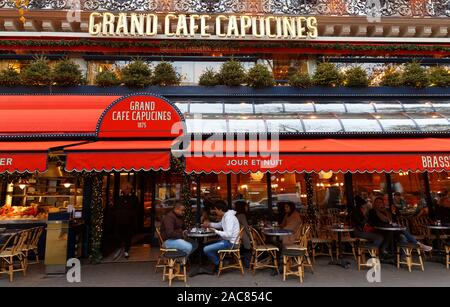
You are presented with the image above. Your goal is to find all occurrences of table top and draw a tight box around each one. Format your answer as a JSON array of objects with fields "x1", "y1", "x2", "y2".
[
  {"x1": 262, "y1": 228, "x2": 293, "y2": 236},
  {"x1": 426, "y1": 224, "x2": 450, "y2": 230},
  {"x1": 375, "y1": 226, "x2": 406, "y2": 231},
  {"x1": 329, "y1": 227, "x2": 354, "y2": 233},
  {"x1": 186, "y1": 229, "x2": 216, "y2": 238}
]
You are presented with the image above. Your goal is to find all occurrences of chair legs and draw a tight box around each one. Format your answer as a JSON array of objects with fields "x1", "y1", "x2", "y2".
[
  {"x1": 357, "y1": 247, "x2": 379, "y2": 271},
  {"x1": 162, "y1": 257, "x2": 187, "y2": 287},
  {"x1": 397, "y1": 246, "x2": 424, "y2": 272},
  {"x1": 218, "y1": 251, "x2": 244, "y2": 276},
  {"x1": 250, "y1": 250, "x2": 279, "y2": 275},
  {"x1": 282, "y1": 255, "x2": 305, "y2": 283},
  {"x1": 446, "y1": 245, "x2": 449, "y2": 270}
]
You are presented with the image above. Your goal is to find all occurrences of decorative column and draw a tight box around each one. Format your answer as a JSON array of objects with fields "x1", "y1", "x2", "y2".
[
  {"x1": 82, "y1": 173, "x2": 104, "y2": 264},
  {"x1": 171, "y1": 156, "x2": 194, "y2": 228},
  {"x1": 304, "y1": 173, "x2": 316, "y2": 224}
]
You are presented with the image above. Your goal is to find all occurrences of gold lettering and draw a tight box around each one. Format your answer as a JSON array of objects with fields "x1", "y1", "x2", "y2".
[
  {"x1": 89, "y1": 12, "x2": 102, "y2": 35},
  {"x1": 265, "y1": 16, "x2": 276, "y2": 38},
  {"x1": 146, "y1": 14, "x2": 158, "y2": 36},
  {"x1": 102, "y1": 12, "x2": 115, "y2": 35},
  {"x1": 216, "y1": 15, "x2": 227, "y2": 37},
  {"x1": 307, "y1": 17, "x2": 318, "y2": 38},
  {"x1": 189, "y1": 14, "x2": 200, "y2": 37},
  {"x1": 296, "y1": 17, "x2": 306, "y2": 38},
  {"x1": 240, "y1": 16, "x2": 252, "y2": 38},
  {"x1": 251, "y1": 16, "x2": 265, "y2": 38},
  {"x1": 130, "y1": 13, "x2": 144, "y2": 36},
  {"x1": 227, "y1": 15, "x2": 239, "y2": 37},
  {"x1": 116, "y1": 13, "x2": 128, "y2": 35},
  {"x1": 200, "y1": 15, "x2": 211, "y2": 37},
  {"x1": 176, "y1": 14, "x2": 189, "y2": 37},
  {"x1": 282, "y1": 17, "x2": 296, "y2": 38},
  {"x1": 165, "y1": 14, "x2": 176, "y2": 37},
  {"x1": 275, "y1": 17, "x2": 283, "y2": 38}
]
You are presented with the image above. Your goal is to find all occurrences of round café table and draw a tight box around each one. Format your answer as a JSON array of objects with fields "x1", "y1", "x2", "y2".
[
  {"x1": 328, "y1": 226, "x2": 354, "y2": 269},
  {"x1": 262, "y1": 228, "x2": 293, "y2": 275},
  {"x1": 375, "y1": 225, "x2": 406, "y2": 262},
  {"x1": 426, "y1": 224, "x2": 450, "y2": 261},
  {"x1": 186, "y1": 229, "x2": 217, "y2": 277}
]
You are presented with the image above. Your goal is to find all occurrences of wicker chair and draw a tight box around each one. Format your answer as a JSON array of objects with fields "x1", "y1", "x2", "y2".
[
  {"x1": 397, "y1": 242, "x2": 424, "y2": 272},
  {"x1": 0, "y1": 231, "x2": 28, "y2": 282},
  {"x1": 155, "y1": 227, "x2": 177, "y2": 273},
  {"x1": 445, "y1": 241, "x2": 449, "y2": 270},
  {"x1": 310, "y1": 219, "x2": 334, "y2": 262},
  {"x1": 22, "y1": 227, "x2": 44, "y2": 267},
  {"x1": 357, "y1": 240, "x2": 380, "y2": 271},
  {"x1": 162, "y1": 250, "x2": 187, "y2": 286},
  {"x1": 248, "y1": 226, "x2": 279, "y2": 275},
  {"x1": 282, "y1": 225, "x2": 311, "y2": 283},
  {"x1": 217, "y1": 228, "x2": 245, "y2": 276}
]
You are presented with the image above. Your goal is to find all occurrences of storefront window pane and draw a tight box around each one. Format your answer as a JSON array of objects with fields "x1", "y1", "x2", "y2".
[
  {"x1": 402, "y1": 103, "x2": 434, "y2": 113},
  {"x1": 340, "y1": 115, "x2": 382, "y2": 132},
  {"x1": 353, "y1": 173, "x2": 387, "y2": 206},
  {"x1": 254, "y1": 104, "x2": 284, "y2": 114},
  {"x1": 155, "y1": 172, "x2": 182, "y2": 226},
  {"x1": 265, "y1": 119, "x2": 304, "y2": 133},
  {"x1": 315, "y1": 104, "x2": 346, "y2": 113},
  {"x1": 231, "y1": 173, "x2": 268, "y2": 223},
  {"x1": 374, "y1": 103, "x2": 403, "y2": 113},
  {"x1": 303, "y1": 117, "x2": 343, "y2": 133},
  {"x1": 186, "y1": 119, "x2": 228, "y2": 133},
  {"x1": 345, "y1": 103, "x2": 376, "y2": 113},
  {"x1": 224, "y1": 103, "x2": 253, "y2": 114},
  {"x1": 228, "y1": 119, "x2": 266, "y2": 133},
  {"x1": 190, "y1": 103, "x2": 223, "y2": 114},
  {"x1": 284, "y1": 103, "x2": 315, "y2": 113},
  {"x1": 390, "y1": 172, "x2": 426, "y2": 213},
  {"x1": 315, "y1": 173, "x2": 345, "y2": 212}
]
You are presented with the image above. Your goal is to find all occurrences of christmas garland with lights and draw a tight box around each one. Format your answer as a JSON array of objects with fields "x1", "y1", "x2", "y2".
[
  {"x1": 170, "y1": 155, "x2": 194, "y2": 229},
  {"x1": 81, "y1": 172, "x2": 104, "y2": 264},
  {"x1": 304, "y1": 173, "x2": 317, "y2": 224},
  {"x1": 0, "y1": 39, "x2": 448, "y2": 54}
]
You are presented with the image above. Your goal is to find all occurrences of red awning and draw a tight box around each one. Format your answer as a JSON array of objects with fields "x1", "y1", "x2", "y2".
[
  {"x1": 185, "y1": 138, "x2": 450, "y2": 173},
  {"x1": 65, "y1": 141, "x2": 173, "y2": 172},
  {"x1": 0, "y1": 141, "x2": 82, "y2": 173}
]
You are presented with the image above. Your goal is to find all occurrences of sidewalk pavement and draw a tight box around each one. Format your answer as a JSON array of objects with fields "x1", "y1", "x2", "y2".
[{"x1": 1, "y1": 257, "x2": 449, "y2": 287}]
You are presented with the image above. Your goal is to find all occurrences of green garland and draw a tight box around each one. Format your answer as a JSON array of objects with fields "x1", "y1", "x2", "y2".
[
  {"x1": 0, "y1": 39, "x2": 448, "y2": 54},
  {"x1": 170, "y1": 156, "x2": 194, "y2": 228},
  {"x1": 82, "y1": 172, "x2": 104, "y2": 264},
  {"x1": 304, "y1": 173, "x2": 316, "y2": 224}
]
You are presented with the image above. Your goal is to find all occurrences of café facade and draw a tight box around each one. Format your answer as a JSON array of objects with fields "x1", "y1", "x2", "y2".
[{"x1": 0, "y1": 0, "x2": 449, "y2": 261}]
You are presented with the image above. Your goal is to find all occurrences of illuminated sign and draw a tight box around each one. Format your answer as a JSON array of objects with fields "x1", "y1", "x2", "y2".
[{"x1": 89, "y1": 13, "x2": 318, "y2": 40}]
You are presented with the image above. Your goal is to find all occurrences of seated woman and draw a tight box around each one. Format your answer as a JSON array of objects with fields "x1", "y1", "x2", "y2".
[
  {"x1": 279, "y1": 201, "x2": 302, "y2": 246},
  {"x1": 351, "y1": 196, "x2": 384, "y2": 248},
  {"x1": 369, "y1": 197, "x2": 432, "y2": 252},
  {"x1": 234, "y1": 200, "x2": 251, "y2": 268}
]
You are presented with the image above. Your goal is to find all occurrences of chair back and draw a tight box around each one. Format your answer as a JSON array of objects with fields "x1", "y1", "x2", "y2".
[
  {"x1": 10, "y1": 231, "x2": 28, "y2": 255},
  {"x1": 248, "y1": 226, "x2": 266, "y2": 250},
  {"x1": 155, "y1": 227, "x2": 165, "y2": 248},
  {"x1": 295, "y1": 224, "x2": 311, "y2": 249},
  {"x1": 33, "y1": 226, "x2": 44, "y2": 247},
  {"x1": 233, "y1": 227, "x2": 246, "y2": 250},
  {"x1": 0, "y1": 233, "x2": 17, "y2": 254}
]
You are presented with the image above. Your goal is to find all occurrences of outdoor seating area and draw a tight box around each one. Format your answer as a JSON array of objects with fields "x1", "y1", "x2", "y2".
[
  {"x1": 0, "y1": 227, "x2": 44, "y2": 282},
  {"x1": 155, "y1": 204, "x2": 449, "y2": 287}
]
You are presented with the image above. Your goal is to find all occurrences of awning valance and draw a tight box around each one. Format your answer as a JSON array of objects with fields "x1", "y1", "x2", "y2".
[
  {"x1": 65, "y1": 141, "x2": 173, "y2": 172},
  {"x1": 0, "y1": 141, "x2": 81, "y2": 173},
  {"x1": 185, "y1": 138, "x2": 450, "y2": 174}
]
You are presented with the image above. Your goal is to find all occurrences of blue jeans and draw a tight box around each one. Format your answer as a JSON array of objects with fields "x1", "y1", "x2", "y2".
[
  {"x1": 203, "y1": 240, "x2": 233, "y2": 265},
  {"x1": 164, "y1": 239, "x2": 194, "y2": 256},
  {"x1": 399, "y1": 230, "x2": 418, "y2": 245}
]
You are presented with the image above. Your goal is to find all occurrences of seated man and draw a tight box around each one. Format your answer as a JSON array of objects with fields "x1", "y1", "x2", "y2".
[
  {"x1": 393, "y1": 192, "x2": 407, "y2": 211},
  {"x1": 202, "y1": 200, "x2": 240, "y2": 273},
  {"x1": 352, "y1": 196, "x2": 384, "y2": 248},
  {"x1": 160, "y1": 202, "x2": 197, "y2": 258}
]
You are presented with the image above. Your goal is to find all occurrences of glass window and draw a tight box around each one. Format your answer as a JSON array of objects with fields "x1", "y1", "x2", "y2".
[
  {"x1": 315, "y1": 173, "x2": 346, "y2": 212},
  {"x1": 374, "y1": 103, "x2": 403, "y2": 113},
  {"x1": 340, "y1": 116, "x2": 383, "y2": 132},
  {"x1": 315, "y1": 104, "x2": 346, "y2": 113},
  {"x1": 254, "y1": 104, "x2": 284, "y2": 114},
  {"x1": 189, "y1": 103, "x2": 223, "y2": 114},
  {"x1": 353, "y1": 173, "x2": 388, "y2": 205},
  {"x1": 302, "y1": 116, "x2": 343, "y2": 133},
  {"x1": 390, "y1": 173, "x2": 427, "y2": 213},
  {"x1": 186, "y1": 119, "x2": 228, "y2": 133},
  {"x1": 431, "y1": 103, "x2": 450, "y2": 113},
  {"x1": 270, "y1": 173, "x2": 307, "y2": 221},
  {"x1": 376, "y1": 114, "x2": 419, "y2": 132},
  {"x1": 175, "y1": 102, "x2": 189, "y2": 114},
  {"x1": 408, "y1": 113, "x2": 450, "y2": 132},
  {"x1": 283, "y1": 103, "x2": 315, "y2": 113},
  {"x1": 265, "y1": 119, "x2": 304, "y2": 133},
  {"x1": 155, "y1": 172, "x2": 182, "y2": 225},
  {"x1": 231, "y1": 173, "x2": 268, "y2": 223},
  {"x1": 402, "y1": 103, "x2": 434, "y2": 113},
  {"x1": 345, "y1": 103, "x2": 376, "y2": 113},
  {"x1": 228, "y1": 119, "x2": 266, "y2": 133},
  {"x1": 224, "y1": 103, "x2": 253, "y2": 114}
]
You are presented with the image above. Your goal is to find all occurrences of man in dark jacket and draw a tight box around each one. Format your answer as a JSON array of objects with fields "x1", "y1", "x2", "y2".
[
  {"x1": 161, "y1": 202, "x2": 197, "y2": 257},
  {"x1": 114, "y1": 183, "x2": 138, "y2": 259}
]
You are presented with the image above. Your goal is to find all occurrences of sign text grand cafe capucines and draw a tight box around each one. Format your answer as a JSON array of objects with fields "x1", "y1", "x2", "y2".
[{"x1": 0, "y1": 0, "x2": 449, "y2": 277}]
